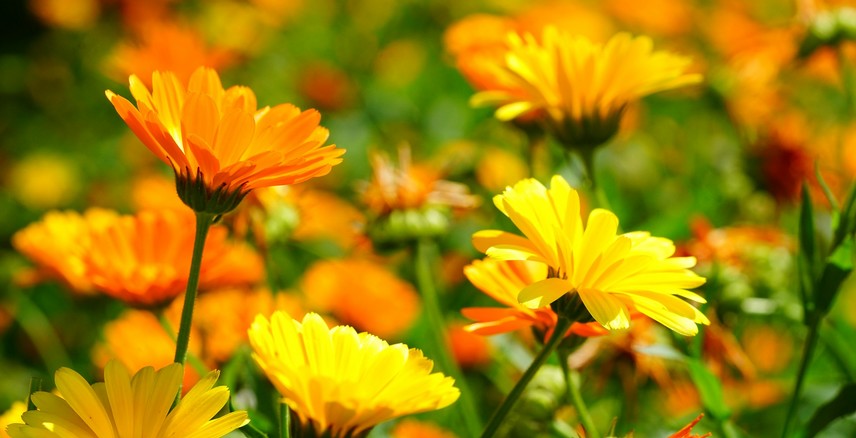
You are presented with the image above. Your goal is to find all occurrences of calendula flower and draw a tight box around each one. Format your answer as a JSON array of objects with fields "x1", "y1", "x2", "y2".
[
  {"x1": 7, "y1": 360, "x2": 248, "y2": 438},
  {"x1": 463, "y1": 258, "x2": 607, "y2": 339},
  {"x1": 473, "y1": 175, "x2": 708, "y2": 336},
  {"x1": 390, "y1": 419, "x2": 458, "y2": 438},
  {"x1": 248, "y1": 312, "x2": 460, "y2": 438},
  {"x1": 83, "y1": 209, "x2": 263, "y2": 307},
  {"x1": 1, "y1": 401, "x2": 26, "y2": 438},
  {"x1": 301, "y1": 259, "x2": 420, "y2": 339},
  {"x1": 106, "y1": 67, "x2": 345, "y2": 214},
  {"x1": 12, "y1": 209, "x2": 119, "y2": 293},
  {"x1": 472, "y1": 27, "x2": 701, "y2": 147}
]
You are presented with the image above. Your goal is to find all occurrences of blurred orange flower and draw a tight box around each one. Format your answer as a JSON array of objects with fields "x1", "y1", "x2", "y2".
[
  {"x1": 475, "y1": 147, "x2": 529, "y2": 193},
  {"x1": 463, "y1": 258, "x2": 607, "y2": 341},
  {"x1": 12, "y1": 209, "x2": 118, "y2": 294},
  {"x1": 604, "y1": 0, "x2": 693, "y2": 36},
  {"x1": 109, "y1": 20, "x2": 235, "y2": 88},
  {"x1": 390, "y1": 419, "x2": 458, "y2": 438},
  {"x1": 130, "y1": 172, "x2": 190, "y2": 212},
  {"x1": 92, "y1": 309, "x2": 201, "y2": 391},
  {"x1": 669, "y1": 413, "x2": 711, "y2": 438},
  {"x1": 29, "y1": 0, "x2": 99, "y2": 30},
  {"x1": 301, "y1": 258, "x2": 420, "y2": 339},
  {"x1": 106, "y1": 67, "x2": 345, "y2": 213},
  {"x1": 194, "y1": 288, "x2": 305, "y2": 363},
  {"x1": 684, "y1": 217, "x2": 793, "y2": 268},
  {"x1": 447, "y1": 322, "x2": 492, "y2": 370},
  {"x1": 82, "y1": 209, "x2": 264, "y2": 307}
]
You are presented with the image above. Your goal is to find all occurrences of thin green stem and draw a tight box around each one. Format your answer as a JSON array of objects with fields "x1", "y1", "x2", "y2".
[
  {"x1": 12, "y1": 292, "x2": 71, "y2": 372},
  {"x1": 173, "y1": 212, "x2": 215, "y2": 368},
  {"x1": 415, "y1": 238, "x2": 483, "y2": 437},
  {"x1": 782, "y1": 316, "x2": 821, "y2": 438},
  {"x1": 157, "y1": 312, "x2": 207, "y2": 377},
  {"x1": 481, "y1": 317, "x2": 573, "y2": 438},
  {"x1": 279, "y1": 402, "x2": 291, "y2": 438},
  {"x1": 557, "y1": 352, "x2": 599, "y2": 438}
]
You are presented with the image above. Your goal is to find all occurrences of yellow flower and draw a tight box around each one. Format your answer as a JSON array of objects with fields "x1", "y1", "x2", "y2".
[
  {"x1": 7, "y1": 360, "x2": 248, "y2": 438},
  {"x1": 106, "y1": 67, "x2": 345, "y2": 214},
  {"x1": 473, "y1": 175, "x2": 708, "y2": 336},
  {"x1": 248, "y1": 312, "x2": 460, "y2": 437},
  {"x1": 1, "y1": 401, "x2": 26, "y2": 438},
  {"x1": 472, "y1": 27, "x2": 701, "y2": 146}
]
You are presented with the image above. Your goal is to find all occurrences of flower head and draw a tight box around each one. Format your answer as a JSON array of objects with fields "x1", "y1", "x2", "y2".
[
  {"x1": 7, "y1": 360, "x2": 248, "y2": 438},
  {"x1": 83, "y1": 209, "x2": 263, "y2": 307},
  {"x1": 473, "y1": 175, "x2": 708, "y2": 336},
  {"x1": 248, "y1": 312, "x2": 460, "y2": 437},
  {"x1": 106, "y1": 67, "x2": 345, "y2": 214},
  {"x1": 472, "y1": 27, "x2": 701, "y2": 147}
]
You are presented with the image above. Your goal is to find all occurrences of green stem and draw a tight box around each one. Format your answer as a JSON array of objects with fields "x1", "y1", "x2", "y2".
[
  {"x1": 557, "y1": 352, "x2": 599, "y2": 438},
  {"x1": 158, "y1": 312, "x2": 207, "y2": 377},
  {"x1": 782, "y1": 316, "x2": 821, "y2": 438},
  {"x1": 279, "y1": 402, "x2": 291, "y2": 438},
  {"x1": 415, "y1": 238, "x2": 483, "y2": 437},
  {"x1": 12, "y1": 292, "x2": 71, "y2": 372},
  {"x1": 173, "y1": 212, "x2": 215, "y2": 368},
  {"x1": 481, "y1": 316, "x2": 573, "y2": 438}
]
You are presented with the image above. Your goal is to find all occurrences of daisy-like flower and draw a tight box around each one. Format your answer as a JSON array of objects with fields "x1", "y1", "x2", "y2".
[
  {"x1": 83, "y1": 209, "x2": 264, "y2": 307},
  {"x1": 463, "y1": 258, "x2": 607, "y2": 339},
  {"x1": 248, "y1": 312, "x2": 460, "y2": 438},
  {"x1": 473, "y1": 175, "x2": 708, "y2": 336},
  {"x1": 7, "y1": 360, "x2": 248, "y2": 438},
  {"x1": 472, "y1": 27, "x2": 701, "y2": 147},
  {"x1": 106, "y1": 67, "x2": 345, "y2": 214}
]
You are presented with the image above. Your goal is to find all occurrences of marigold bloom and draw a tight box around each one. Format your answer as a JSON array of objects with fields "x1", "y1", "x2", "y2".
[
  {"x1": 106, "y1": 67, "x2": 345, "y2": 214},
  {"x1": 301, "y1": 259, "x2": 420, "y2": 339},
  {"x1": 473, "y1": 175, "x2": 708, "y2": 336},
  {"x1": 7, "y1": 360, "x2": 247, "y2": 438},
  {"x1": 0, "y1": 401, "x2": 26, "y2": 438},
  {"x1": 83, "y1": 209, "x2": 264, "y2": 307},
  {"x1": 248, "y1": 312, "x2": 460, "y2": 437},
  {"x1": 12, "y1": 209, "x2": 119, "y2": 293},
  {"x1": 472, "y1": 27, "x2": 701, "y2": 146},
  {"x1": 463, "y1": 258, "x2": 606, "y2": 339},
  {"x1": 390, "y1": 419, "x2": 458, "y2": 438}
]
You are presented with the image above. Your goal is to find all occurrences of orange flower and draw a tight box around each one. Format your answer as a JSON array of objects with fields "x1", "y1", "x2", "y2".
[
  {"x1": 109, "y1": 20, "x2": 235, "y2": 88},
  {"x1": 92, "y1": 309, "x2": 202, "y2": 391},
  {"x1": 390, "y1": 419, "x2": 458, "y2": 438},
  {"x1": 603, "y1": 0, "x2": 693, "y2": 36},
  {"x1": 28, "y1": 0, "x2": 99, "y2": 30},
  {"x1": 447, "y1": 322, "x2": 492, "y2": 369},
  {"x1": 83, "y1": 209, "x2": 264, "y2": 307},
  {"x1": 669, "y1": 413, "x2": 711, "y2": 438},
  {"x1": 106, "y1": 67, "x2": 345, "y2": 214},
  {"x1": 194, "y1": 288, "x2": 305, "y2": 363},
  {"x1": 684, "y1": 217, "x2": 793, "y2": 268},
  {"x1": 12, "y1": 209, "x2": 119, "y2": 294},
  {"x1": 463, "y1": 258, "x2": 607, "y2": 340},
  {"x1": 130, "y1": 172, "x2": 191, "y2": 212},
  {"x1": 301, "y1": 258, "x2": 420, "y2": 339}
]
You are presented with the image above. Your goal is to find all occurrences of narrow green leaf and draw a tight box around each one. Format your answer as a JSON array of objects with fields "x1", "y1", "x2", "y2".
[
  {"x1": 815, "y1": 161, "x2": 840, "y2": 212},
  {"x1": 833, "y1": 183, "x2": 856, "y2": 248},
  {"x1": 799, "y1": 182, "x2": 819, "y2": 319},
  {"x1": 688, "y1": 358, "x2": 731, "y2": 420},
  {"x1": 807, "y1": 382, "x2": 856, "y2": 437},
  {"x1": 815, "y1": 236, "x2": 855, "y2": 315}
]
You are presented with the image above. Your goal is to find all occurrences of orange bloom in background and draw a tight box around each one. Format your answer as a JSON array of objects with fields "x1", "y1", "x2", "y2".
[
  {"x1": 92, "y1": 309, "x2": 202, "y2": 391},
  {"x1": 390, "y1": 419, "x2": 459, "y2": 438},
  {"x1": 28, "y1": 0, "x2": 100, "y2": 30},
  {"x1": 297, "y1": 62, "x2": 357, "y2": 111},
  {"x1": 106, "y1": 67, "x2": 345, "y2": 213},
  {"x1": 131, "y1": 172, "x2": 191, "y2": 212},
  {"x1": 603, "y1": 0, "x2": 693, "y2": 36},
  {"x1": 447, "y1": 322, "x2": 492, "y2": 370},
  {"x1": 82, "y1": 209, "x2": 264, "y2": 307},
  {"x1": 669, "y1": 413, "x2": 711, "y2": 438},
  {"x1": 475, "y1": 147, "x2": 529, "y2": 193},
  {"x1": 194, "y1": 288, "x2": 305, "y2": 363},
  {"x1": 463, "y1": 258, "x2": 607, "y2": 340},
  {"x1": 12, "y1": 209, "x2": 119, "y2": 294},
  {"x1": 109, "y1": 20, "x2": 236, "y2": 88},
  {"x1": 301, "y1": 258, "x2": 420, "y2": 339},
  {"x1": 684, "y1": 217, "x2": 793, "y2": 268},
  {"x1": 741, "y1": 324, "x2": 794, "y2": 374}
]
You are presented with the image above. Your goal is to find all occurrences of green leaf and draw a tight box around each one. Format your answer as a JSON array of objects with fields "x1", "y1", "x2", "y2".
[
  {"x1": 807, "y1": 382, "x2": 856, "y2": 437},
  {"x1": 688, "y1": 358, "x2": 731, "y2": 420},
  {"x1": 815, "y1": 236, "x2": 855, "y2": 315},
  {"x1": 799, "y1": 183, "x2": 818, "y2": 317},
  {"x1": 834, "y1": 183, "x2": 856, "y2": 248}
]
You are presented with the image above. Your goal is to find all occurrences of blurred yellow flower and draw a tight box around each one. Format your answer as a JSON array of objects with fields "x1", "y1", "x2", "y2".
[
  {"x1": 28, "y1": 0, "x2": 99, "y2": 30},
  {"x1": 131, "y1": 172, "x2": 191, "y2": 212},
  {"x1": 472, "y1": 27, "x2": 701, "y2": 146},
  {"x1": 7, "y1": 361, "x2": 248, "y2": 437},
  {"x1": 106, "y1": 67, "x2": 345, "y2": 214},
  {"x1": 12, "y1": 209, "x2": 118, "y2": 294},
  {"x1": 0, "y1": 401, "x2": 26, "y2": 438},
  {"x1": 473, "y1": 175, "x2": 708, "y2": 336},
  {"x1": 301, "y1": 258, "x2": 420, "y2": 339},
  {"x1": 248, "y1": 312, "x2": 460, "y2": 437},
  {"x1": 109, "y1": 20, "x2": 235, "y2": 88},
  {"x1": 9, "y1": 153, "x2": 80, "y2": 209},
  {"x1": 83, "y1": 209, "x2": 263, "y2": 307},
  {"x1": 475, "y1": 147, "x2": 529, "y2": 192}
]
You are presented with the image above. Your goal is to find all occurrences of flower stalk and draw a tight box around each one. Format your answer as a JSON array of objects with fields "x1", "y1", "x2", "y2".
[
  {"x1": 480, "y1": 315, "x2": 573, "y2": 438},
  {"x1": 557, "y1": 351, "x2": 599, "y2": 438}
]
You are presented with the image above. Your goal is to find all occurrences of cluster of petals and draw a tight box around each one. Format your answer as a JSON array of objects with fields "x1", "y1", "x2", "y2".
[
  {"x1": 247, "y1": 312, "x2": 460, "y2": 437},
  {"x1": 7, "y1": 360, "x2": 248, "y2": 438},
  {"x1": 473, "y1": 175, "x2": 709, "y2": 336},
  {"x1": 471, "y1": 26, "x2": 702, "y2": 124},
  {"x1": 106, "y1": 67, "x2": 344, "y2": 196}
]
